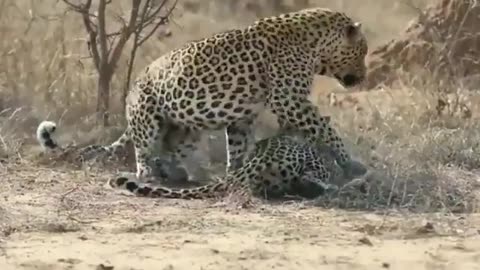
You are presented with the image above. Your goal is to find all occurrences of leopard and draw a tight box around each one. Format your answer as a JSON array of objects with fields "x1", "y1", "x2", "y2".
[
  {"x1": 107, "y1": 134, "x2": 368, "y2": 200},
  {"x1": 39, "y1": 7, "x2": 368, "y2": 182}
]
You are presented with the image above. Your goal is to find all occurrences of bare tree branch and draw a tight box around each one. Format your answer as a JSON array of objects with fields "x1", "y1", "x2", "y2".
[
  {"x1": 138, "y1": 0, "x2": 152, "y2": 29},
  {"x1": 142, "y1": 0, "x2": 170, "y2": 25},
  {"x1": 107, "y1": 0, "x2": 141, "y2": 73},
  {"x1": 62, "y1": 0, "x2": 101, "y2": 70},
  {"x1": 121, "y1": 0, "x2": 175, "y2": 113},
  {"x1": 131, "y1": 0, "x2": 153, "y2": 42},
  {"x1": 62, "y1": 0, "x2": 84, "y2": 12},
  {"x1": 139, "y1": 0, "x2": 177, "y2": 45},
  {"x1": 61, "y1": 0, "x2": 176, "y2": 126}
]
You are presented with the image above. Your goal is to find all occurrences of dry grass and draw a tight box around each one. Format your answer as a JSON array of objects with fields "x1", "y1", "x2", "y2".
[
  {"x1": 308, "y1": 82, "x2": 480, "y2": 212},
  {"x1": 0, "y1": 0, "x2": 430, "y2": 125}
]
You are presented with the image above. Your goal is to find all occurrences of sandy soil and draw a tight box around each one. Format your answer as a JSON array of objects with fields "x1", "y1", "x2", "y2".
[{"x1": 1, "y1": 162, "x2": 480, "y2": 270}]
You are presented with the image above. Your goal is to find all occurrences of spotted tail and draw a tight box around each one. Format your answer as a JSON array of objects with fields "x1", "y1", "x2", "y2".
[
  {"x1": 77, "y1": 128, "x2": 132, "y2": 160},
  {"x1": 36, "y1": 119, "x2": 132, "y2": 161},
  {"x1": 108, "y1": 176, "x2": 230, "y2": 199}
]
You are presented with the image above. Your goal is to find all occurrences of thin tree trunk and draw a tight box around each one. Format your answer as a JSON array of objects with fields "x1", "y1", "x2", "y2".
[
  {"x1": 97, "y1": 71, "x2": 111, "y2": 127},
  {"x1": 121, "y1": 79, "x2": 128, "y2": 118},
  {"x1": 122, "y1": 51, "x2": 137, "y2": 117}
]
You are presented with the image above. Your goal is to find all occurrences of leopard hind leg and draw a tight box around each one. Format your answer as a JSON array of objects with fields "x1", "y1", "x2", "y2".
[
  {"x1": 225, "y1": 118, "x2": 255, "y2": 173},
  {"x1": 160, "y1": 125, "x2": 203, "y2": 182},
  {"x1": 125, "y1": 111, "x2": 178, "y2": 180}
]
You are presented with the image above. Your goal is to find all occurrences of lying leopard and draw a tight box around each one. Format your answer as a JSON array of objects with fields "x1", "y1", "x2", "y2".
[
  {"x1": 37, "y1": 120, "x2": 368, "y2": 200},
  {"x1": 40, "y1": 7, "x2": 368, "y2": 183},
  {"x1": 107, "y1": 135, "x2": 368, "y2": 200}
]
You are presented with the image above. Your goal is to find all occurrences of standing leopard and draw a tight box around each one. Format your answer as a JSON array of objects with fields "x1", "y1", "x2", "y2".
[
  {"x1": 40, "y1": 8, "x2": 368, "y2": 181},
  {"x1": 108, "y1": 135, "x2": 368, "y2": 200}
]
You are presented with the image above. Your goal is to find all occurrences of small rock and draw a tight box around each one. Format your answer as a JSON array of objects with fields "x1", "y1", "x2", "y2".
[
  {"x1": 358, "y1": 236, "x2": 373, "y2": 246},
  {"x1": 416, "y1": 222, "x2": 435, "y2": 234},
  {"x1": 96, "y1": 264, "x2": 114, "y2": 270}
]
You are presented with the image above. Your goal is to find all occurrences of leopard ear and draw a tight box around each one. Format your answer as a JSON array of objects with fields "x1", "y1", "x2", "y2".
[{"x1": 345, "y1": 22, "x2": 362, "y2": 43}]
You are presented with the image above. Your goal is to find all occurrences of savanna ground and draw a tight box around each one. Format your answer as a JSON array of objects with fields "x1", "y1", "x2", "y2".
[{"x1": 2, "y1": 0, "x2": 480, "y2": 269}]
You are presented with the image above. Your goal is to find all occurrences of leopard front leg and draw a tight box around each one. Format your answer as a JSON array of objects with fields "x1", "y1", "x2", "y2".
[
  {"x1": 132, "y1": 135, "x2": 156, "y2": 180},
  {"x1": 266, "y1": 55, "x2": 352, "y2": 169},
  {"x1": 274, "y1": 102, "x2": 351, "y2": 168},
  {"x1": 225, "y1": 119, "x2": 255, "y2": 173}
]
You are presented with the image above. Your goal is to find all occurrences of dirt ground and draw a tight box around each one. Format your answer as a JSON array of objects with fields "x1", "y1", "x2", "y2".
[{"x1": 0, "y1": 162, "x2": 479, "y2": 270}]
